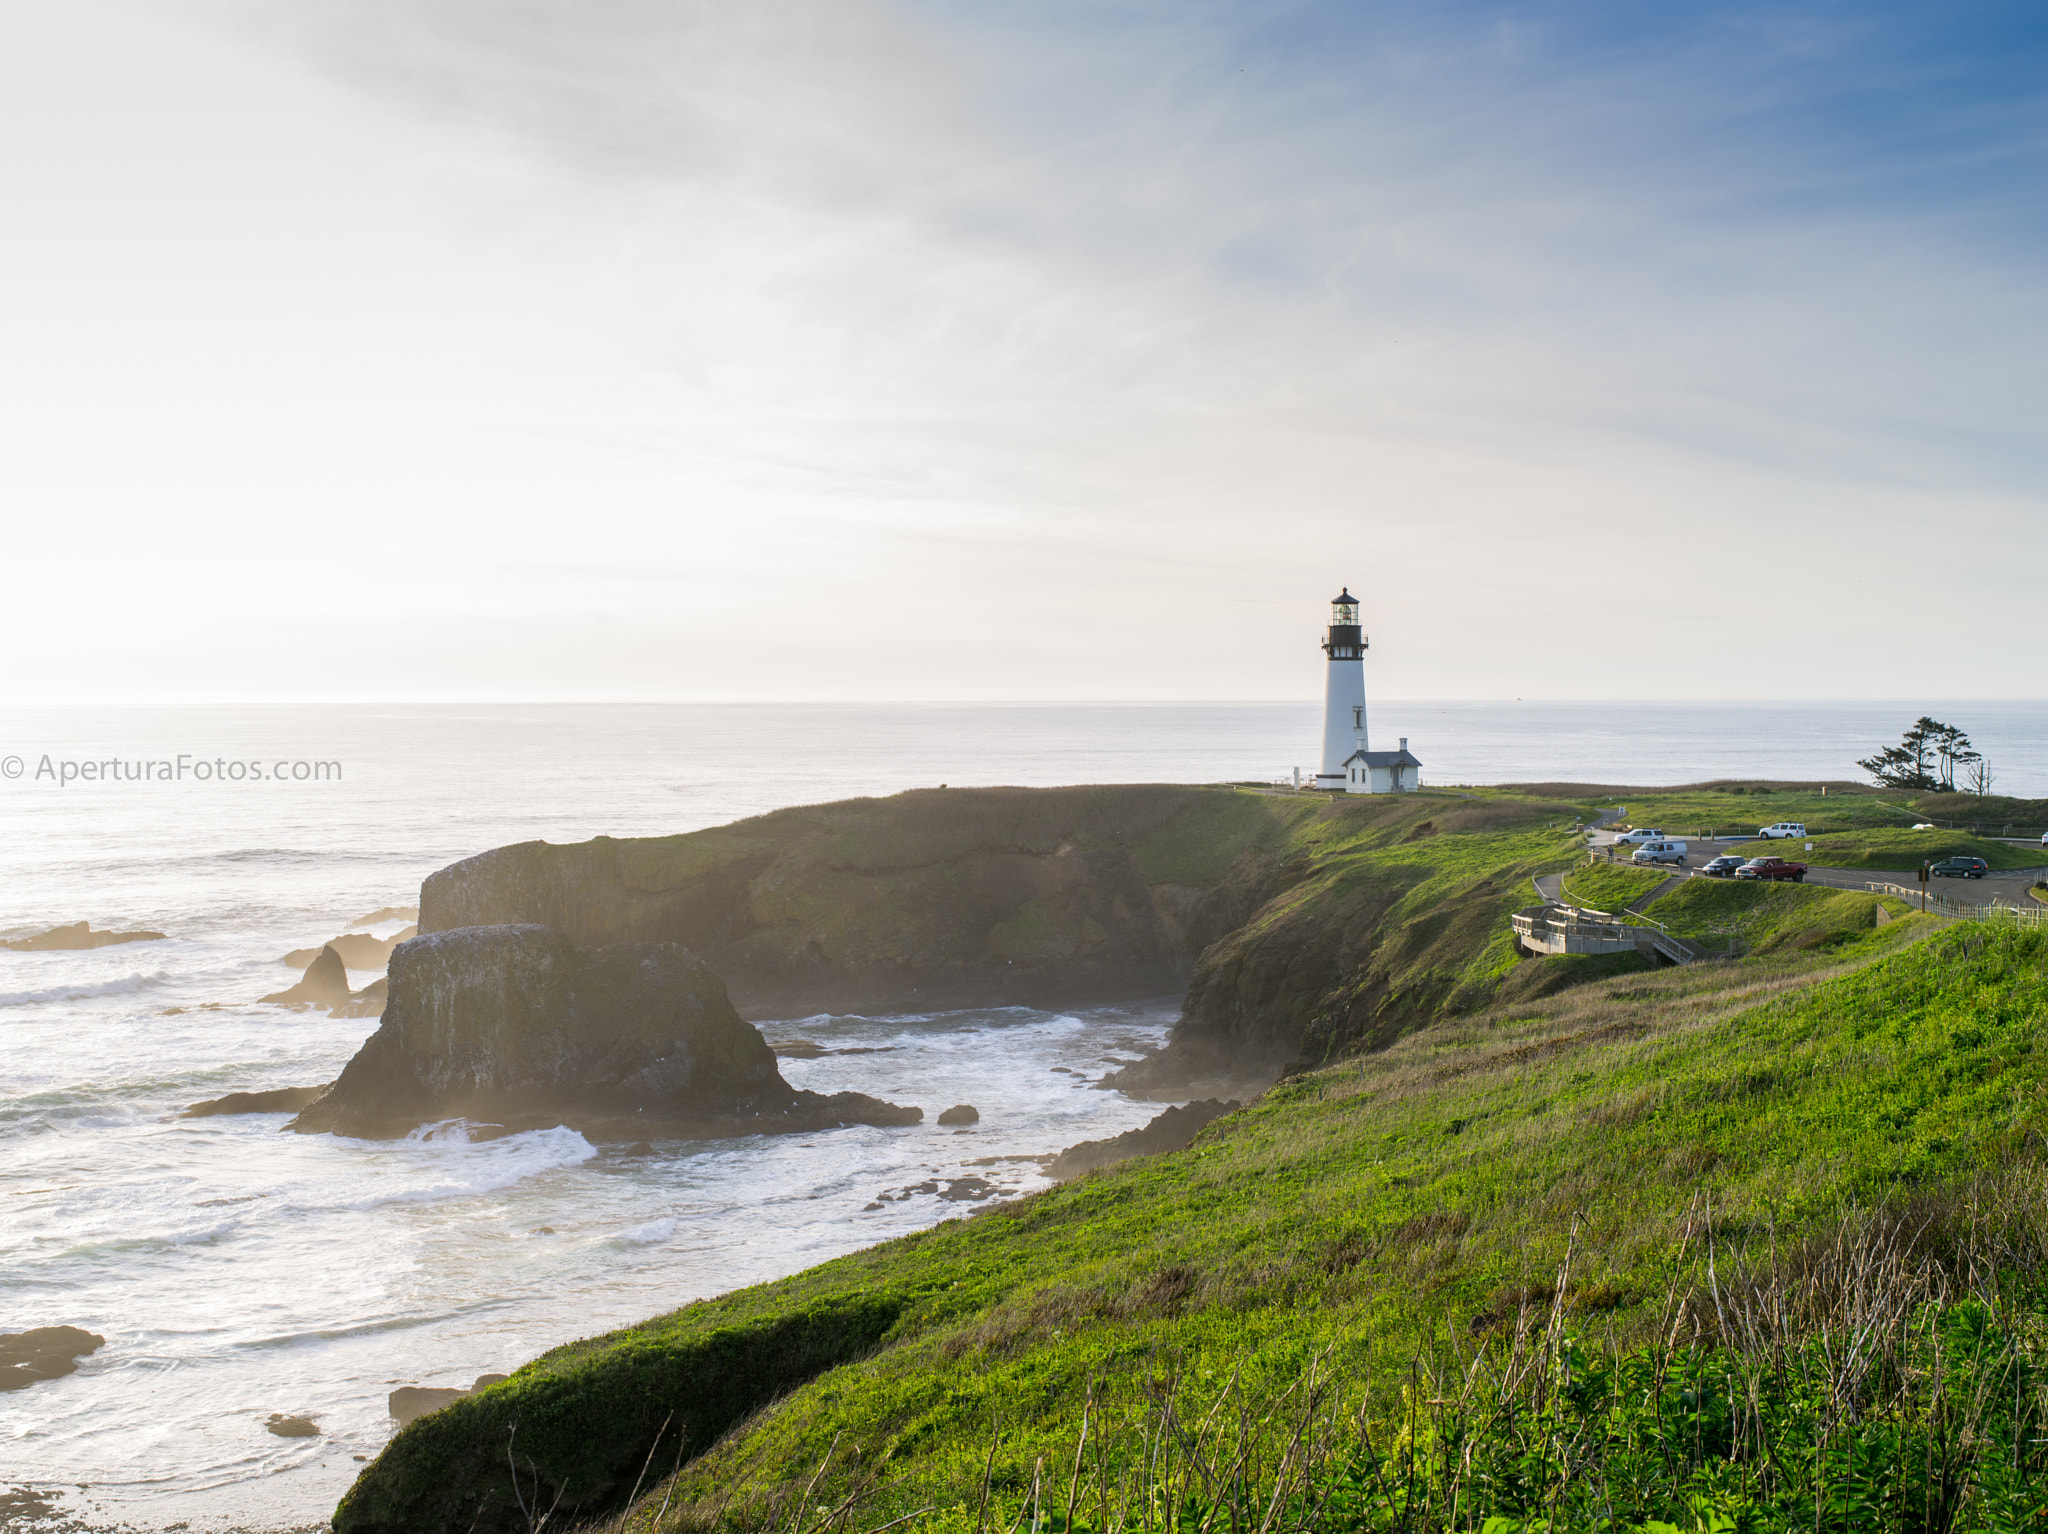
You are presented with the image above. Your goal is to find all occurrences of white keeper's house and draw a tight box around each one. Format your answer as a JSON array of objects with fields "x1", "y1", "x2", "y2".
[{"x1": 1313, "y1": 587, "x2": 1421, "y2": 794}]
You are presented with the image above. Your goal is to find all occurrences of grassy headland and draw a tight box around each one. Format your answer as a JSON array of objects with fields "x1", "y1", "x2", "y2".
[
  {"x1": 1558, "y1": 784, "x2": 1905, "y2": 839},
  {"x1": 1764, "y1": 828, "x2": 2045, "y2": 872},
  {"x1": 332, "y1": 783, "x2": 2048, "y2": 1534}
]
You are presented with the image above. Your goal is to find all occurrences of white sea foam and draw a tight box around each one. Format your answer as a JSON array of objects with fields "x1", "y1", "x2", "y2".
[
  {"x1": 0, "y1": 971, "x2": 169, "y2": 1007},
  {"x1": 314, "y1": 1126, "x2": 600, "y2": 1213}
]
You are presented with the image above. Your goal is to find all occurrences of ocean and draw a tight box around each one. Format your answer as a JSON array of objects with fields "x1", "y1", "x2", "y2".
[{"x1": 1, "y1": 699, "x2": 2041, "y2": 1530}]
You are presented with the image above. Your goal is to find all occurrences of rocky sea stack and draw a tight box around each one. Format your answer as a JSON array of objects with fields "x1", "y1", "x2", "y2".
[{"x1": 289, "y1": 925, "x2": 918, "y2": 1140}]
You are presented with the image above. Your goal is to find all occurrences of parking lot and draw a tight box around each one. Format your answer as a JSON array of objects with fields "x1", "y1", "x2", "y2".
[{"x1": 1582, "y1": 828, "x2": 2048, "y2": 909}]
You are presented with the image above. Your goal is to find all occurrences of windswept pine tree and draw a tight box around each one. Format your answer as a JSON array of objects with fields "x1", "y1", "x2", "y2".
[{"x1": 1856, "y1": 715, "x2": 1982, "y2": 791}]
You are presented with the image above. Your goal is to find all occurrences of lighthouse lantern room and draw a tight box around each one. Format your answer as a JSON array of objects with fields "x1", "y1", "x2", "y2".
[{"x1": 1313, "y1": 586, "x2": 1421, "y2": 794}]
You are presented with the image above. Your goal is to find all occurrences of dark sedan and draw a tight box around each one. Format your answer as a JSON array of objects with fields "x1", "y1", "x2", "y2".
[
  {"x1": 1930, "y1": 856, "x2": 1989, "y2": 879},
  {"x1": 1701, "y1": 855, "x2": 1746, "y2": 878}
]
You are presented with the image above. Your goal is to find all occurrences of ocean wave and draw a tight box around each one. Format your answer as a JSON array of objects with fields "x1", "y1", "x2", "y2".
[
  {"x1": 310, "y1": 1125, "x2": 599, "y2": 1213},
  {"x1": 0, "y1": 971, "x2": 170, "y2": 1008},
  {"x1": 613, "y1": 1216, "x2": 678, "y2": 1246},
  {"x1": 163, "y1": 1217, "x2": 242, "y2": 1246}
]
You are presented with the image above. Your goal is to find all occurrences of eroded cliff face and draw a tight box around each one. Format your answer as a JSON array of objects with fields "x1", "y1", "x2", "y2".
[
  {"x1": 290, "y1": 925, "x2": 917, "y2": 1140},
  {"x1": 1108, "y1": 801, "x2": 1574, "y2": 1096},
  {"x1": 418, "y1": 786, "x2": 1312, "y2": 1018}
]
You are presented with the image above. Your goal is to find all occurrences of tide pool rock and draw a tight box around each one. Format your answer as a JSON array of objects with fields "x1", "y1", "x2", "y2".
[
  {"x1": 390, "y1": 1386, "x2": 469, "y2": 1428},
  {"x1": 0, "y1": 1326, "x2": 105, "y2": 1391},
  {"x1": 937, "y1": 1103, "x2": 980, "y2": 1125},
  {"x1": 289, "y1": 925, "x2": 919, "y2": 1141}
]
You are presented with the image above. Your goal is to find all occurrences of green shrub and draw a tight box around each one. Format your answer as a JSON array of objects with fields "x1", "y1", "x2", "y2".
[{"x1": 336, "y1": 1293, "x2": 905, "y2": 1534}]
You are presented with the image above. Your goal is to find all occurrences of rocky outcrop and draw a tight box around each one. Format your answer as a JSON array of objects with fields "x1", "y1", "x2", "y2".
[
  {"x1": 2, "y1": 921, "x2": 165, "y2": 951},
  {"x1": 260, "y1": 945, "x2": 353, "y2": 1010},
  {"x1": 1, "y1": 1326, "x2": 105, "y2": 1391},
  {"x1": 283, "y1": 927, "x2": 417, "y2": 970},
  {"x1": 182, "y1": 1085, "x2": 331, "y2": 1117},
  {"x1": 267, "y1": 1413, "x2": 320, "y2": 1437},
  {"x1": 1047, "y1": 1099, "x2": 1239, "y2": 1180},
  {"x1": 937, "y1": 1104, "x2": 979, "y2": 1125},
  {"x1": 337, "y1": 976, "x2": 387, "y2": 1018},
  {"x1": 391, "y1": 1374, "x2": 507, "y2": 1428},
  {"x1": 288, "y1": 926, "x2": 920, "y2": 1141},
  {"x1": 416, "y1": 786, "x2": 1312, "y2": 1018}
]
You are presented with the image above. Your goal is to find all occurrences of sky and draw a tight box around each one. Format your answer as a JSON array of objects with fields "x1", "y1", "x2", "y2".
[{"x1": 3, "y1": 0, "x2": 2045, "y2": 703}]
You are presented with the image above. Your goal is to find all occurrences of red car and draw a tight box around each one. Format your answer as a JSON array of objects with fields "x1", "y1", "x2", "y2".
[{"x1": 1735, "y1": 857, "x2": 1807, "y2": 883}]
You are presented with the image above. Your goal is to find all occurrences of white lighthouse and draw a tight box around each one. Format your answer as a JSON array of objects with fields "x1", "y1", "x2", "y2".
[
  {"x1": 1315, "y1": 588, "x2": 1368, "y2": 788},
  {"x1": 1313, "y1": 586, "x2": 1421, "y2": 794}
]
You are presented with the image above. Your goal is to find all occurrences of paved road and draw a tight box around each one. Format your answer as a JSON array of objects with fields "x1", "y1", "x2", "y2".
[{"x1": 1579, "y1": 827, "x2": 2048, "y2": 909}]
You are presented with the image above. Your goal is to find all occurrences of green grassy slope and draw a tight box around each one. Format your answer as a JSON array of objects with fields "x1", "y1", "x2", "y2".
[
  {"x1": 1642, "y1": 879, "x2": 1908, "y2": 954},
  {"x1": 635, "y1": 917, "x2": 2039, "y2": 1533},
  {"x1": 1558, "y1": 862, "x2": 1670, "y2": 911},
  {"x1": 1911, "y1": 792, "x2": 2048, "y2": 831},
  {"x1": 1570, "y1": 786, "x2": 1906, "y2": 838},
  {"x1": 337, "y1": 903, "x2": 2048, "y2": 1534},
  {"x1": 1773, "y1": 827, "x2": 2046, "y2": 871}
]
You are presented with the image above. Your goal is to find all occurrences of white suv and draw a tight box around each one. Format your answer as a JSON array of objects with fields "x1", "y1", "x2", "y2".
[
  {"x1": 1757, "y1": 822, "x2": 1808, "y2": 840},
  {"x1": 1631, "y1": 839, "x2": 1689, "y2": 866},
  {"x1": 1614, "y1": 828, "x2": 1668, "y2": 846}
]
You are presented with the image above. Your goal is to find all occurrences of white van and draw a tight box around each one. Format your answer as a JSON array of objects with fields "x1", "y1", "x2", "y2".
[
  {"x1": 1757, "y1": 822, "x2": 1808, "y2": 840},
  {"x1": 1631, "y1": 839, "x2": 1689, "y2": 866}
]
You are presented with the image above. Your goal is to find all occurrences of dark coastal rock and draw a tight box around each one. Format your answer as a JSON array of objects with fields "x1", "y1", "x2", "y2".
[
  {"x1": 1047, "y1": 1099, "x2": 1239, "y2": 1180},
  {"x1": 182, "y1": 1085, "x2": 331, "y2": 1118},
  {"x1": 936, "y1": 1103, "x2": 980, "y2": 1125},
  {"x1": 283, "y1": 926, "x2": 417, "y2": 971},
  {"x1": 266, "y1": 1413, "x2": 320, "y2": 1438},
  {"x1": 260, "y1": 944, "x2": 354, "y2": 1010},
  {"x1": 288, "y1": 925, "x2": 919, "y2": 1141},
  {"x1": 2, "y1": 920, "x2": 166, "y2": 951},
  {"x1": 0, "y1": 1326, "x2": 105, "y2": 1391}
]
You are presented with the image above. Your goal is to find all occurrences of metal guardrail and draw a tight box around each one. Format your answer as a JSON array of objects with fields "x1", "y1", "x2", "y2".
[
  {"x1": 1515, "y1": 902, "x2": 1702, "y2": 965},
  {"x1": 1866, "y1": 882, "x2": 2048, "y2": 926}
]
